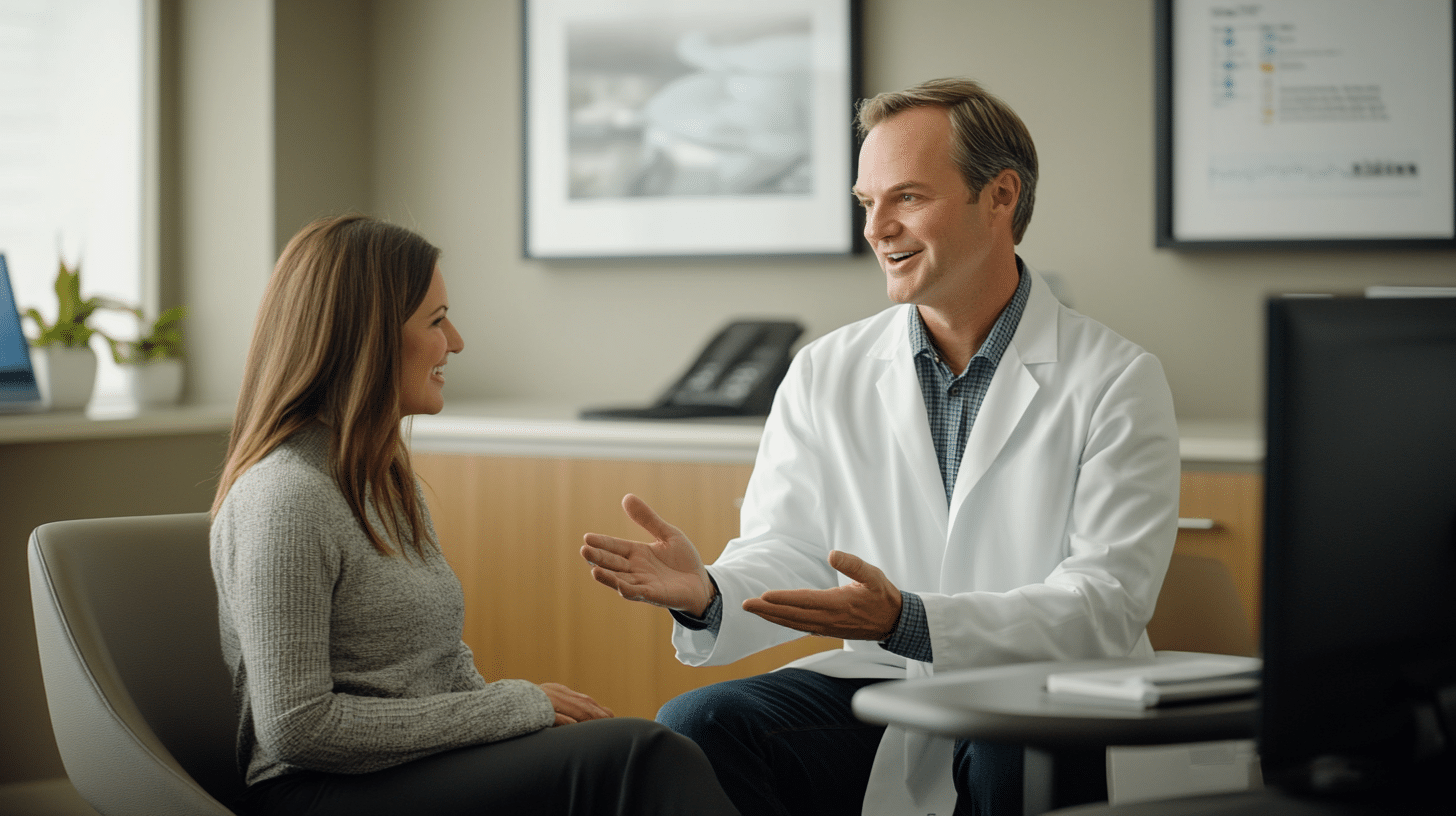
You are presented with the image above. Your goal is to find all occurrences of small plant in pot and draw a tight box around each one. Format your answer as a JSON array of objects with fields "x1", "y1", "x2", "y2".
[
  {"x1": 110, "y1": 305, "x2": 187, "y2": 408},
  {"x1": 22, "y1": 259, "x2": 128, "y2": 410}
]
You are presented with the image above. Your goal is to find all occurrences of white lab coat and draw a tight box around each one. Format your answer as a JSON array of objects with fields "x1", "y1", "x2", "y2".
[{"x1": 672, "y1": 266, "x2": 1181, "y2": 814}]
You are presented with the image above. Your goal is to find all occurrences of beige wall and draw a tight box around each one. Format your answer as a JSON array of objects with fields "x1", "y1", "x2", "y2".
[
  {"x1": 274, "y1": 0, "x2": 374, "y2": 254},
  {"x1": 171, "y1": 0, "x2": 275, "y2": 408},
  {"x1": 370, "y1": 0, "x2": 1456, "y2": 421},
  {"x1": 367, "y1": 0, "x2": 890, "y2": 413},
  {"x1": 175, "y1": 0, "x2": 1456, "y2": 422}
]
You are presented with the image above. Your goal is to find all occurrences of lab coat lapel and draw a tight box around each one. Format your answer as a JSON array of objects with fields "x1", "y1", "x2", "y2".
[
  {"x1": 947, "y1": 343, "x2": 1038, "y2": 523},
  {"x1": 872, "y1": 310, "x2": 949, "y2": 526},
  {"x1": 947, "y1": 270, "x2": 1060, "y2": 524}
]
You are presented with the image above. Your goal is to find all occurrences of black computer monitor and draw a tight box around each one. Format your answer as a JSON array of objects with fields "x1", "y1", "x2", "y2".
[{"x1": 1260, "y1": 295, "x2": 1456, "y2": 794}]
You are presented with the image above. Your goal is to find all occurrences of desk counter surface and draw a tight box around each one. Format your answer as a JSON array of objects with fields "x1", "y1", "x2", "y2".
[
  {"x1": 0, "y1": 403, "x2": 234, "y2": 444},
  {"x1": 406, "y1": 401, "x2": 1261, "y2": 466},
  {"x1": 0, "y1": 399, "x2": 1263, "y2": 467}
]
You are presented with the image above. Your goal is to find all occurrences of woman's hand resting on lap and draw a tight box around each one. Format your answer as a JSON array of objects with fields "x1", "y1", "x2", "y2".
[{"x1": 539, "y1": 683, "x2": 614, "y2": 726}]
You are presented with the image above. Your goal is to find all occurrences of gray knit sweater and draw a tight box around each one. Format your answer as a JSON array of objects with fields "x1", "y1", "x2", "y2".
[{"x1": 210, "y1": 425, "x2": 554, "y2": 786}]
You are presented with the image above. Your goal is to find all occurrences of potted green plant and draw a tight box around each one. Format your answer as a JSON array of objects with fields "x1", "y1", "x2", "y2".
[
  {"x1": 111, "y1": 305, "x2": 187, "y2": 407},
  {"x1": 22, "y1": 258, "x2": 128, "y2": 410}
]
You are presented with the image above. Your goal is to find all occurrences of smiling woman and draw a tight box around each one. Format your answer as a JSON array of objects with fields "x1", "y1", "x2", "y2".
[
  {"x1": 206, "y1": 214, "x2": 737, "y2": 816},
  {"x1": 214, "y1": 214, "x2": 443, "y2": 558},
  {"x1": 398, "y1": 266, "x2": 465, "y2": 418}
]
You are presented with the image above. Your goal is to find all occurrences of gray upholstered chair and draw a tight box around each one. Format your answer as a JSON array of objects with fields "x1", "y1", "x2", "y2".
[{"x1": 28, "y1": 512, "x2": 241, "y2": 815}]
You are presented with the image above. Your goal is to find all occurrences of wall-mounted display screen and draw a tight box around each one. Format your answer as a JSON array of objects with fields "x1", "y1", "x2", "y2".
[{"x1": 1156, "y1": 0, "x2": 1456, "y2": 249}]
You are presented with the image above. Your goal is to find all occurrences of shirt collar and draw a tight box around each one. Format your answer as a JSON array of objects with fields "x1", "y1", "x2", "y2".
[{"x1": 908, "y1": 260, "x2": 1031, "y2": 372}]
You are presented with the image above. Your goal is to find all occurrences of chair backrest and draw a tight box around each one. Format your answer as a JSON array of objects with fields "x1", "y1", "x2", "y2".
[
  {"x1": 1146, "y1": 552, "x2": 1258, "y2": 657},
  {"x1": 28, "y1": 513, "x2": 241, "y2": 815}
]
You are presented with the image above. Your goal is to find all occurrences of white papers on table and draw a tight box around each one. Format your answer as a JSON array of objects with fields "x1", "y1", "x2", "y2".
[{"x1": 1046, "y1": 654, "x2": 1261, "y2": 708}]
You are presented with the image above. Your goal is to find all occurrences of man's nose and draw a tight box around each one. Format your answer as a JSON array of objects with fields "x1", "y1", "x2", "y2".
[{"x1": 863, "y1": 206, "x2": 898, "y2": 244}]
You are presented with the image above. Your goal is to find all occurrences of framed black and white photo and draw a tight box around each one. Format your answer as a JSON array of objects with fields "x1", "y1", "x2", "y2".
[
  {"x1": 1155, "y1": 0, "x2": 1456, "y2": 249},
  {"x1": 523, "y1": 0, "x2": 860, "y2": 259}
]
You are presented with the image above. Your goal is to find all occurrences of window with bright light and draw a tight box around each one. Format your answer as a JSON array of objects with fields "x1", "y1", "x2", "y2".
[{"x1": 0, "y1": 0, "x2": 146, "y2": 405}]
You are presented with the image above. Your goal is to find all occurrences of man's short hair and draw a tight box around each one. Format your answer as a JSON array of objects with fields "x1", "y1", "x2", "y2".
[{"x1": 856, "y1": 78, "x2": 1039, "y2": 244}]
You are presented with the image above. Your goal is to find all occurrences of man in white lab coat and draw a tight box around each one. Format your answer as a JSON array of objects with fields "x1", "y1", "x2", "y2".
[{"x1": 581, "y1": 78, "x2": 1180, "y2": 816}]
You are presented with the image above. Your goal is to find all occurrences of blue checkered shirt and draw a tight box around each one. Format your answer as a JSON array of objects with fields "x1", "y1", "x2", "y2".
[
  {"x1": 882, "y1": 265, "x2": 1031, "y2": 662},
  {"x1": 677, "y1": 267, "x2": 1033, "y2": 667}
]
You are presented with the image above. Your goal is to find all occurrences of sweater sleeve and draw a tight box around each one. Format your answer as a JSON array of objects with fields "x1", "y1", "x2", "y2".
[
  {"x1": 451, "y1": 641, "x2": 491, "y2": 692},
  {"x1": 213, "y1": 462, "x2": 554, "y2": 778}
]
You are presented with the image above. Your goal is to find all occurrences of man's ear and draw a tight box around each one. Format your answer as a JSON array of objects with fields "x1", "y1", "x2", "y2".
[{"x1": 989, "y1": 168, "x2": 1021, "y2": 214}]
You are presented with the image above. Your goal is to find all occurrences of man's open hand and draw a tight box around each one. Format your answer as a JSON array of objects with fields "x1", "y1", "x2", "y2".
[
  {"x1": 581, "y1": 494, "x2": 716, "y2": 616},
  {"x1": 742, "y1": 550, "x2": 903, "y2": 641}
]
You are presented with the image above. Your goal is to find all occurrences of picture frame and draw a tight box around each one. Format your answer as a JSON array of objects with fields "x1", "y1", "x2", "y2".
[
  {"x1": 1155, "y1": 0, "x2": 1456, "y2": 250},
  {"x1": 522, "y1": 0, "x2": 861, "y2": 259}
]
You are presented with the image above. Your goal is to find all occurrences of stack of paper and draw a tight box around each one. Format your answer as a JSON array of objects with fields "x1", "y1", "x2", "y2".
[{"x1": 1046, "y1": 654, "x2": 1261, "y2": 708}]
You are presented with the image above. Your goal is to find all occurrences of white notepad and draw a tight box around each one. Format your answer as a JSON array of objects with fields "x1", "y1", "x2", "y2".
[{"x1": 1046, "y1": 654, "x2": 1261, "y2": 708}]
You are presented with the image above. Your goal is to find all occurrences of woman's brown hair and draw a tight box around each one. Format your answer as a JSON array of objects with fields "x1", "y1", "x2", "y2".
[{"x1": 211, "y1": 214, "x2": 440, "y2": 558}]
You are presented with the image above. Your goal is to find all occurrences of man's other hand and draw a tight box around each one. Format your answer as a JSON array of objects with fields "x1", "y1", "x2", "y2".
[{"x1": 742, "y1": 550, "x2": 903, "y2": 641}]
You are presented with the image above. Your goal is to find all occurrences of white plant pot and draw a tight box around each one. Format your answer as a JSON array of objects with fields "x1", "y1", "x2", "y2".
[
  {"x1": 31, "y1": 345, "x2": 97, "y2": 411},
  {"x1": 123, "y1": 358, "x2": 184, "y2": 408}
]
